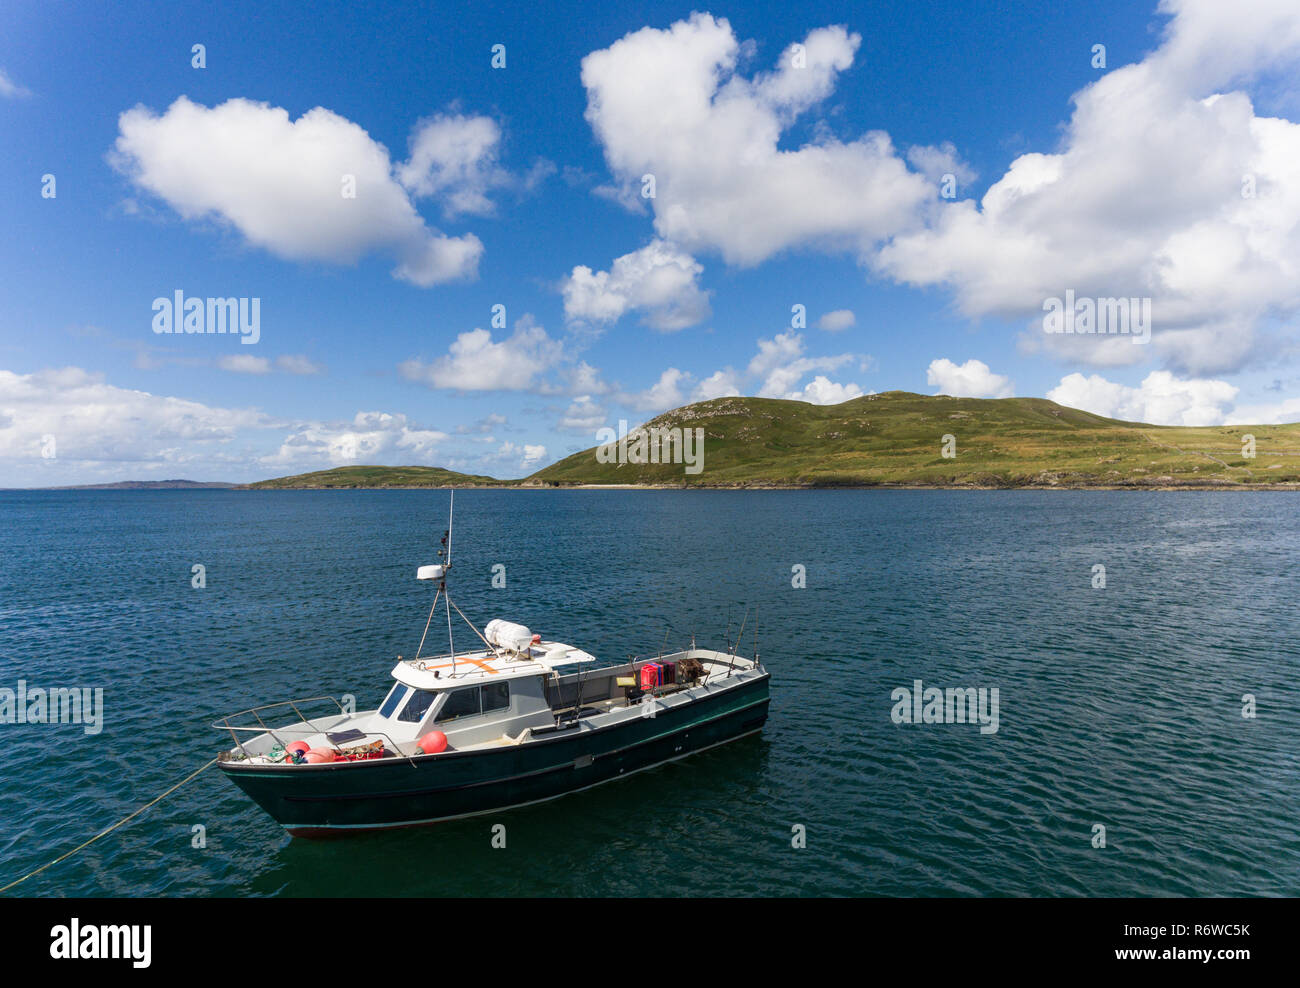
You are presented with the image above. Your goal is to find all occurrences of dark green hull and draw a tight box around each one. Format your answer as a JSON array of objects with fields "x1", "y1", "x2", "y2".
[{"x1": 219, "y1": 674, "x2": 770, "y2": 835}]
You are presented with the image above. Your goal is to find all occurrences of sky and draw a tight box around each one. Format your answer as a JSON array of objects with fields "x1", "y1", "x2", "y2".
[{"x1": 2, "y1": 0, "x2": 1299, "y2": 485}]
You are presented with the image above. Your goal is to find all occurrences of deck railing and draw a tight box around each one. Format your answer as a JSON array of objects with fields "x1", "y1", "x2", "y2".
[{"x1": 212, "y1": 696, "x2": 416, "y2": 766}]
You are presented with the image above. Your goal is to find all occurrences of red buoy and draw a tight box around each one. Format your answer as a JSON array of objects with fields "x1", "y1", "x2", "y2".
[
  {"x1": 286, "y1": 741, "x2": 311, "y2": 756},
  {"x1": 418, "y1": 731, "x2": 448, "y2": 754},
  {"x1": 304, "y1": 747, "x2": 335, "y2": 763}
]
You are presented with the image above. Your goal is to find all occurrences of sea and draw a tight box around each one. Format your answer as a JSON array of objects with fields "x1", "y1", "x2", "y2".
[{"x1": 1, "y1": 489, "x2": 1296, "y2": 896}]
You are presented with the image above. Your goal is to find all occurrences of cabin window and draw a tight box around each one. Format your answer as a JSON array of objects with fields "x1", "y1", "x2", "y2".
[
  {"x1": 436, "y1": 687, "x2": 481, "y2": 723},
  {"x1": 398, "y1": 689, "x2": 437, "y2": 724},
  {"x1": 482, "y1": 682, "x2": 510, "y2": 713},
  {"x1": 379, "y1": 684, "x2": 409, "y2": 718}
]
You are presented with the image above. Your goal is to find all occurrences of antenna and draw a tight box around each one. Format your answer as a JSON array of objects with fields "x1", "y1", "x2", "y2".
[
  {"x1": 415, "y1": 490, "x2": 459, "y2": 672},
  {"x1": 728, "y1": 605, "x2": 748, "y2": 678},
  {"x1": 444, "y1": 491, "x2": 454, "y2": 671}
]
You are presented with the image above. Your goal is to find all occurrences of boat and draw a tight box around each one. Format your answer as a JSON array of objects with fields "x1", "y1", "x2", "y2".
[{"x1": 213, "y1": 496, "x2": 770, "y2": 836}]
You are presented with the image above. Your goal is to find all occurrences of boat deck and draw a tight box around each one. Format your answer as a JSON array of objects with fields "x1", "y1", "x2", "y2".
[{"x1": 216, "y1": 650, "x2": 761, "y2": 765}]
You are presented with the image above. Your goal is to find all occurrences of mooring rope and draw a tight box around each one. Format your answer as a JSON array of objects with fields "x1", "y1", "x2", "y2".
[{"x1": 0, "y1": 757, "x2": 217, "y2": 894}]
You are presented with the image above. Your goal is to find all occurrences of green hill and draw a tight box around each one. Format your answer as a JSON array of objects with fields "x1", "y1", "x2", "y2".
[
  {"x1": 244, "y1": 465, "x2": 504, "y2": 489},
  {"x1": 524, "y1": 392, "x2": 1300, "y2": 488}
]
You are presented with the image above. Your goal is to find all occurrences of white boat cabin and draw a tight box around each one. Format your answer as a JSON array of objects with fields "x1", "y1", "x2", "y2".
[{"x1": 218, "y1": 618, "x2": 759, "y2": 764}]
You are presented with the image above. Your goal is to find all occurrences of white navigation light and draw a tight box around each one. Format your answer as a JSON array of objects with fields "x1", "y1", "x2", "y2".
[
  {"x1": 417, "y1": 564, "x2": 446, "y2": 581},
  {"x1": 484, "y1": 619, "x2": 532, "y2": 652}
]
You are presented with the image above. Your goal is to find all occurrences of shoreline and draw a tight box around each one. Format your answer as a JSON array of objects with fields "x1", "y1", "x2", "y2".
[
  {"x1": 226, "y1": 482, "x2": 1300, "y2": 492},
  {"x1": 12, "y1": 481, "x2": 1300, "y2": 493}
]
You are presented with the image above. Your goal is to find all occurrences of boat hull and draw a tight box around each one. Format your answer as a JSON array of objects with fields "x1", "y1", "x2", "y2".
[{"x1": 219, "y1": 673, "x2": 770, "y2": 836}]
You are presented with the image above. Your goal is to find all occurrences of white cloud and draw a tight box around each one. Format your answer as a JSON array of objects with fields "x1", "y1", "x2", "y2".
[
  {"x1": 1225, "y1": 396, "x2": 1300, "y2": 424},
  {"x1": 0, "y1": 366, "x2": 540, "y2": 485},
  {"x1": 691, "y1": 369, "x2": 742, "y2": 401},
  {"x1": 926, "y1": 358, "x2": 1015, "y2": 398},
  {"x1": 620, "y1": 368, "x2": 690, "y2": 412},
  {"x1": 263, "y1": 411, "x2": 448, "y2": 467},
  {"x1": 794, "y1": 375, "x2": 864, "y2": 404},
  {"x1": 397, "y1": 113, "x2": 507, "y2": 218},
  {"x1": 563, "y1": 239, "x2": 711, "y2": 331},
  {"x1": 580, "y1": 14, "x2": 931, "y2": 266},
  {"x1": 112, "y1": 96, "x2": 483, "y2": 287},
  {"x1": 876, "y1": 0, "x2": 1300, "y2": 374},
  {"x1": 605, "y1": 333, "x2": 874, "y2": 406},
  {"x1": 485, "y1": 441, "x2": 548, "y2": 473},
  {"x1": 750, "y1": 331, "x2": 862, "y2": 400},
  {"x1": 816, "y1": 309, "x2": 856, "y2": 332},
  {"x1": 905, "y1": 141, "x2": 976, "y2": 189},
  {"x1": 0, "y1": 69, "x2": 32, "y2": 99},
  {"x1": 558, "y1": 396, "x2": 607, "y2": 432},
  {"x1": 398, "y1": 318, "x2": 564, "y2": 392},
  {"x1": 217, "y1": 354, "x2": 272, "y2": 374},
  {"x1": 0, "y1": 367, "x2": 271, "y2": 482},
  {"x1": 1047, "y1": 370, "x2": 1238, "y2": 425},
  {"x1": 216, "y1": 353, "x2": 323, "y2": 375},
  {"x1": 275, "y1": 354, "x2": 325, "y2": 375},
  {"x1": 557, "y1": 361, "x2": 611, "y2": 396},
  {"x1": 456, "y1": 413, "x2": 508, "y2": 435}
]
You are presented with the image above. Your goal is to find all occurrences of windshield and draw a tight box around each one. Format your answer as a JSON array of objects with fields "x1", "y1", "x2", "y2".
[
  {"x1": 379, "y1": 684, "x2": 410, "y2": 718},
  {"x1": 398, "y1": 689, "x2": 438, "y2": 724}
]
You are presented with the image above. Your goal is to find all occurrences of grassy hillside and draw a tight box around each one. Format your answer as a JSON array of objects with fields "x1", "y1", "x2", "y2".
[
  {"x1": 244, "y1": 465, "x2": 503, "y2": 489},
  {"x1": 525, "y1": 392, "x2": 1300, "y2": 488}
]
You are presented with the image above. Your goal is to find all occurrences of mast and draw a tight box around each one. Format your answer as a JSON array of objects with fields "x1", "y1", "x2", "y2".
[
  {"x1": 444, "y1": 490, "x2": 454, "y2": 674},
  {"x1": 415, "y1": 491, "x2": 456, "y2": 673}
]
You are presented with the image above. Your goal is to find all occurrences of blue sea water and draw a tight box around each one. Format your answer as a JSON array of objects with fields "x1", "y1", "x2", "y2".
[{"x1": 1, "y1": 489, "x2": 1297, "y2": 897}]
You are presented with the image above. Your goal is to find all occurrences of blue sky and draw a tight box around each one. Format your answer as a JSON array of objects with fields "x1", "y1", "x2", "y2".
[{"x1": 2, "y1": 0, "x2": 1299, "y2": 484}]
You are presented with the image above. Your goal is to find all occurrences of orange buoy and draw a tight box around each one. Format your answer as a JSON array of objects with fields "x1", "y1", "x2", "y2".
[
  {"x1": 286, "y1": 741, "x2": 311, "y2": 756},
  {"x1": 304, "y1": 747, "x2": 336, "y2": 763},
  {"x1": 417, "y1": 731, "x2": 448, "y2": 754}
]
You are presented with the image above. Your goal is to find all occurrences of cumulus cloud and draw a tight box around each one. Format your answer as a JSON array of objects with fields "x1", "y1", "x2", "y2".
[
  {"x1": 558, "y1": 396, "x2": 607, "y2": 432},
  {"x1": 816, "y1": 309, "x2": 856, "y2": 332},
  {"x1": 609, "y1": 366, "x2": 742, "y2": 415},
  {"x1": 556, "y1": 361, "x2": 611, "y2": 396},
  {"x1": 0, "y1": 366, "x2": 542, "y2": 484},
  {"x1": 691, "y1": 369, "x2": 742, "y2": 401},
  {"x1": 580, "y1": 14, "x2": 931, "y2": 266},
  {"x1": 614, "y1": 334, "x2": 865, "y2": 413},
  {"x1": 905, "y1": 141, "x2": 977, "y2": 189},
  {"x1": 484, "y1": 441, "x2": 548, "y2": 473},
  {"x1": 750, "y1": 331, "x2": 863, "y2": 401},
  {"x1": 1048, "y1": 370, "x2": 1238, "y2": 425},
  {"x1": 926, "y1": 358, "x2": 1015, "y2": 398},
  {"x1": 398, "y1": 317, "x2": 564, "y2": 392},
  {"x1": 111, "y1": 96, "x2": 484, "y2": 286},
  {"x1": 794, "y1": 375, "x2": 864, "y2": 404},
  {"x1": 563, "y1": 239, "x2": 711, "y2": 331},
  {"x1": 876, "y1": 0, "x2": 1300, "y2": 374},
  {"x1": 397, "y1": 113, "x2": 507, "y2": 218},
  {"x1": 0, "y1": 367, "x2": 271, "y2": 481},
  {"x1": 262, "y1": 411, "x2": 448, "y2": 467},
  {"x1": 619, "y1": 368, "x2": 690, "y2": 412}
]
